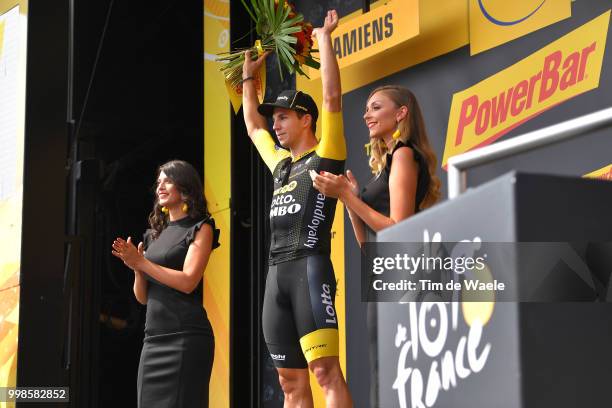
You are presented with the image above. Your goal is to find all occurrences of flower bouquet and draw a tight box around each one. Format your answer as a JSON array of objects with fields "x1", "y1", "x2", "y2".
[{"x1": 216, "y1": 0, "x2": 320, "y2": 108}]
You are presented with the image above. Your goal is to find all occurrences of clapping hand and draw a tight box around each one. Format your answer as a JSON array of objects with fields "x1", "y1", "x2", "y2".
[
  {"x1": 312, "y1": 169, "x2": 359, "y2": 200},
  {"x1": 112, "y1": 236, "x2": 145, "y2": 271}
]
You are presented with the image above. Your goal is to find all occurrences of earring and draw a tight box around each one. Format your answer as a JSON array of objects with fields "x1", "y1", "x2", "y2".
[
  {"x1": 161, "y1": 206, "x2": 169, "y2": 215},
  {"x1": 392, "y1": 122, "x2": 401, "y2": 140},
  {"x1": 182, "y1": 203, "x2": 189, "y2": 213}
]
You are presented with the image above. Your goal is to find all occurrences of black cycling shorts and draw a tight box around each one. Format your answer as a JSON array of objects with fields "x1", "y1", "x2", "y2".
[{"x1": 262, "y1": 255, "x2": 339, "y2": 369}]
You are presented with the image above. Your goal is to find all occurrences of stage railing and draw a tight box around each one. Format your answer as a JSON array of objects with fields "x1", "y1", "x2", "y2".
[{"x1": 447, "y1": 106, "x2": 612, "y2": 198}]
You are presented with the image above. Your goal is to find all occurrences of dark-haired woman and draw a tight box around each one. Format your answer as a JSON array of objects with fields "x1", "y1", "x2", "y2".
[
  {"x1": 112, "y1": 160, "x2": 220, "y2": 408},
  {"x1": 313, "y1": 85, "x2": 441, "y2": 405}
]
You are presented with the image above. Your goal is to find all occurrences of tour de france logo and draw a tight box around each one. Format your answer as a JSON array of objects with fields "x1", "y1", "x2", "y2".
[{"x1": 391, "y1": 230, "x2": 495, "y2": 408}]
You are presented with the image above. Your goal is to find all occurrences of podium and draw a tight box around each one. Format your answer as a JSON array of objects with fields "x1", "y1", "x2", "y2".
[{"x1": 374, "y1": 172, "x2": 612, "y2": 408}]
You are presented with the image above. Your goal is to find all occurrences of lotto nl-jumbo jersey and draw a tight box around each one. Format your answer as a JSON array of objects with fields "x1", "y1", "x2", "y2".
[{"x1": 252, "y1": 109, "x2": 346, "y2": 264}]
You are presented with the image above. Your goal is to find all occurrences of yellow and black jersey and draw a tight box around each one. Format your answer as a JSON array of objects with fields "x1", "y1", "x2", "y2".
[{"x1": 252, "y1": 109, "x2": 346, "y2": 264}]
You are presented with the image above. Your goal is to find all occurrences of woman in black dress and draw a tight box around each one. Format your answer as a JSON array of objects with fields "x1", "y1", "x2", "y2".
[
  {"x1": 312, "y1": 85, "x2": 441, "y2": 242},
  {"x1": 112, "y1": 160, "x2": 220, "y2": 408},
  {"x1": 312, "y1": 85, "x2": 441, "y2": 405}
]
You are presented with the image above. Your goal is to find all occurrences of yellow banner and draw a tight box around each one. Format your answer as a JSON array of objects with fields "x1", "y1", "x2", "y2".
[
  {"x1": 0, "y1": 20, "x2": 5, "y2": 60},
  {"x1": 204, "y1": 0, "x2": 231, "y2": 406},
  {"x1": 443, "y1": 10, "x2": 610, "y2": 168},
  {"x1": 307, "y1": 0, "x2": 419, "y2": 80},
  {"x1": 584, "y1": 163, "x2": 612, "y2": 181},
  {"x1": 470, "y1": 0, "x2": 572, "y2": 55}
]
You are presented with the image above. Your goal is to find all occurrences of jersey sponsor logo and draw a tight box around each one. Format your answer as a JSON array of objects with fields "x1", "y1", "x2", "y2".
[
  {"x1": 321, "y1": 283, "x2": 337, "y2": 324},
  {"x1": 443, "y1": 11, "x2": 609, "y2": 167},
  {"x1": 271, "y1": 194, "x2": 298, "y2": 207},
  {"x1": 270, "y1": 353, "x2": 286, "y2": 361},
  {"x1": 270, "y1": 181, "x2": 302, "y2": 218},
  {"x1": 304, "y1": 344, "x2": 327, "y2": 354},
  {"x1": 270, "y1": 197, "x2": 301, "y2": 218},
  {"x1": 304, "y1": 193, "x2": 326, "y2": 248},
  {"x1": 273, "y1": 180, "x2": 297, "y2": 196}
]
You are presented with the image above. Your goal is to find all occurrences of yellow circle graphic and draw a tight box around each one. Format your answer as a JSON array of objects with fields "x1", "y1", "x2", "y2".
[{"x1": 461, "y1": 263, "x2": 495, "y2": 326}]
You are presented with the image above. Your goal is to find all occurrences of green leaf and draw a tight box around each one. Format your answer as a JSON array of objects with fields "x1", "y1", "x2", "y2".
[
  {"x1": 230, "y1": 29, "x2": 257, "y2": 46},
  {"x1": 240, "y1": 0, "x2": 257, "y2": 22},
  {"x1": 276, "y1": 41, "x2": 295, "y2": 58},
  {"x1": 264, "y1": 0, "x2": 274, "y2": 22},
  {"x1": 256, "y1": 0, "x2": 266, "y2": 25},
  {"x1": 280, "y1": 14, "x2": 303, "y2": 27},
  {"x1": 303, "y1": 57, "x2": 320, "y2": 69},
  {"x1": 273, "y1": 41, "x2": 288, "y2": 51},
  {"x1": 277, "y1": 25, "x2": 302, "y2": 35},
  {"x1": 277, "y1": 35, "x2": 298, "y2": 44},
  {"x1": 295, "y1": 64, "x2": 308, "y2": 77},
  {"x1": 275, "y1": 44, "x2": 284, "y2": 81},
  {"x1": 279, "y1": 3, "x2": 290, "y2": 29},
  {"x1": 275, "y1": 0, "x2": 285, "y2": 29},
  {"x1": 278, "y1": 51, "x2": 293, "y2": 74},
  {"x1": 277, "y1": 52, "x2": 287, "y2": 69},
  {"x1": 256, "y1": 15, "x2": 271, "y2": 36},
  {"x1": 257, "y1": 0, "x2": 266, "y2": 14},
  {"x1": 251, "y1": 0, "x2": 261, "y2": 17},
  {"x1": 279, "y1": 43, "x2": 295, "y2": 65},
  {"x1": 277, "y1": 47, "x2": 290, "y2": 68},
  {"x1": 268, "y1": 0, "x2": 275, "y2": 18}
]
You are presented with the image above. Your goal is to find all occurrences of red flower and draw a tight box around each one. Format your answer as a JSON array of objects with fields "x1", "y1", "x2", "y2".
[
  {"x1": 275, "y1": 0, "x2": 297, "y2": 20},
  {"x1": 293, "y1": 22, "x2": 313, "y2": 65},
  {"x1": 274, "y1": 0, "x2": 296, "y2": 14}
]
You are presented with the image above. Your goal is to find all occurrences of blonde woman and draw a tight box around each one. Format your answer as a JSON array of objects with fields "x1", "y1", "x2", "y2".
[{"x1": 313, "y1": 85, "x2": 441, "y2": 243}]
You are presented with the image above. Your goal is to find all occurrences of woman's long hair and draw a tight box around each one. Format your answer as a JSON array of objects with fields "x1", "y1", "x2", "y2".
[
  {"x1": 367, "y1": 85, "x2": 441, "y2": 209},
  {"x1": 148, "y1": 160, "x2": 209, "y2": 239}
]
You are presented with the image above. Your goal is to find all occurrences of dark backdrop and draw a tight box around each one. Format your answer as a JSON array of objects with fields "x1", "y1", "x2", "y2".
[{"x1": 18, "y1": 1, "x2": 204, "y2": 406}]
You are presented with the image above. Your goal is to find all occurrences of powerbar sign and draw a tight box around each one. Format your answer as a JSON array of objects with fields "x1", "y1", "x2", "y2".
[
  {"x1": 307, "y1": 0, "x2": 419, "y2": 79},
  {"x1": 442, "y1": 10, "x2": 610, "y2": 168}
]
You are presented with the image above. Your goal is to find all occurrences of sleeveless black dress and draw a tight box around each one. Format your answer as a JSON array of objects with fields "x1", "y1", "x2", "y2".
[
  {"x1": 361, "y1": 140, "x2": 430, "y2": 228},
  {"x1": 360, "y1": 140, "x2": 430, "y2": 407},
  {"x1": 138, "y1": 215, "x2": 220, "y2": 408}
]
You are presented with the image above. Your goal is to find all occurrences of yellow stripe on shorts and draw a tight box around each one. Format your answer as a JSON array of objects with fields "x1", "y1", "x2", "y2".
[{"x1": 299, "y1": 328, "x2": 339, "y2": 363}]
